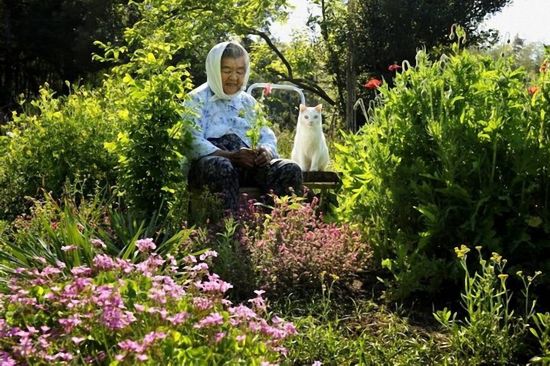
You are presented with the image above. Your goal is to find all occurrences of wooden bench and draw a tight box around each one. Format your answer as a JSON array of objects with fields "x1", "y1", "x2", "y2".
[
  {"x1": 239, "y1": 171, "x2": 341, "y2": 199},
  {"x1": 189, "y1": 171, "x2": 341, "y2": 222}
]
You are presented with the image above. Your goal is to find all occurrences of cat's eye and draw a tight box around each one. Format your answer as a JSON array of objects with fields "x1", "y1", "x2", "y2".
[
  {"x1": 314, "y1": 115, "x2": 318, "y2": 119},
  {"x1": 304, "y1": 115, "x2": 309, "y2": 119}
]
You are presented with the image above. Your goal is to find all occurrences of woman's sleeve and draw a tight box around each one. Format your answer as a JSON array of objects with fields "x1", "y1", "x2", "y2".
[{"x1": 183, "y1": 96, "x2": 219, "y2": 160}]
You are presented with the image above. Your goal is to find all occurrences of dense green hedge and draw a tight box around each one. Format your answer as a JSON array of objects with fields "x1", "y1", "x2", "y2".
[{"x1": 336, "y1": 40, "x2": 550, "y2": 298}]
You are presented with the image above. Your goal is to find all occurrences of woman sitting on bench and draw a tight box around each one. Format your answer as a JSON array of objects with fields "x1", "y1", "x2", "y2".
[{"x1": 185, "y1": 41, "x2": 303, "y2": 212}]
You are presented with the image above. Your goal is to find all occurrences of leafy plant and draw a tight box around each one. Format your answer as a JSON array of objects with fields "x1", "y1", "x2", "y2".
[
  {"x1": 434, "y1": 246, "x2": 538, "y2": 365},
  {"x1": 0, "y1": 188, "x2": 197, "y2": 283},
  {"x1": 238, "y1": 195, "x2": 372, "y2": 296},
  {"x1": 96, "y1": 25, "x2": 194, "y2": 218},
  {"x1": 0, "y1": 243, "x2": 295, "y2": 365},
  {"x1": 245, "y1": 95, "x2": 272, "y2": 150},
  {"x1": 0, "y1": 85, "x2": 119, "y2": 220},
  {"x1": 335, "y1": 36, "x2": 550, "y2": 299},
  {"x1": 529, "y1": 312, "x2": 550, "y2": 365}
]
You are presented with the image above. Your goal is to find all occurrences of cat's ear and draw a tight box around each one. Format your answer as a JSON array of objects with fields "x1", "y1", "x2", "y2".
[
  {"x1": 299, "y1": 104, "x2": 307, "y2": 112},
  {"x1": 314, "y1": 104, "x2": 323, "y2": 112}
]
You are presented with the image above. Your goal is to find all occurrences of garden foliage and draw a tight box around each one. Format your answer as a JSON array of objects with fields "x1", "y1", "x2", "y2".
[
  {"x1": 0, "y1": 86, "x2": 119, "y2": 220},
  {"x1": 434, "y1": 246, "x2": 539, "y2": 364},
  {"x1": 238, "y1": 195, "x2": 372, "y2": 296},
  {"x1": 336, "y1": 38, "x2": 550, "y2": 298},
  {"x1": 0, "y1": 240, "x2": 295, "y2": 365}
]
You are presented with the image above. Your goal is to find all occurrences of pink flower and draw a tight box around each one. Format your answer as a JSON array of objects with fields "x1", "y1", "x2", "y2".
[
  {"x1": 71, "y1": 266, "x2": 92, "y2": 277},
  {"x1": 167, "y1": 312, "x2": 189, "y2": 325},
  {"x1": 71, "y1": 336, "x2": 86, "y2": 345},
  {"x1": 61, "y1": 245, "x2": 77, "y2": 252},
  {"x1": 193, "y1": 297, "x2": 213, "y2": 310},
  {"x1": 195, "y1": 274, "x2": 233, "y2": 293},
  {"x1": 58, "y1": 314, "x2": 82, "y2": 332},
  {"x1": 194, "y1": 313, "x2": 224, "y2": 328},
  {"x1": 312, "y1": 361, "x2": 322, "y2": 366},
  {"x1": 101, "y1": 307, "x2": 136, "y2": 330},
  {"x1": 93, "y1": 254, "x2": 117, "y2": 271},
  {"x1": 214, "y1": 332, "x2": 226, "y2": 343},
  {"x1": 248, "y1": 293, "x2": 266, "y2": 313},
  {"x1": 199, "y1": 250, "x2": 218, "y2": 261},
  {"x1": 136, "y1": 238, "x2": 156, "y2": 253},
  {"x1": 263, "y1": 84, "x2": 273, "y2": 97},
  {"x1": 184, "y1": 255, "x2": 197, "y2": 264},
  {"x1": 91, "y1": 238, "x2": 107, "y2": 249},
  {"x1": 0, "y1": 351, "x2": 17, "y2": 366},
  {"x1": 229, "y1": 305, "x2": 257, "y2": 321},
  {"x1": 143, "y1": 331, "x2": 166, "y2": 345}
]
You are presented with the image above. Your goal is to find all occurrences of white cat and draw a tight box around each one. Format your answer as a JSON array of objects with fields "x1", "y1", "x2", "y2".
[{"x1": 291, "y1": 104, "x2": 329, "y2": 171}]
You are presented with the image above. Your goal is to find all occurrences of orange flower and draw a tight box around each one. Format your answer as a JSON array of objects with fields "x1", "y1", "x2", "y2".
[
  {"x1": 528, "y1": 86, "x2": 539, "y2": 96},
  {"x1": 364, "y1": 78, "x2": 382, "y2": 90},
  {"x1": 388, "y1": 63, "x2": 402, "y2": 72}
]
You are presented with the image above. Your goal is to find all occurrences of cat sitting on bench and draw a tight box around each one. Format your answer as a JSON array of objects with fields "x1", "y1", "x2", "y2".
[{"x1": 291, "y1": 104, "x2": 329, "y2": 172}]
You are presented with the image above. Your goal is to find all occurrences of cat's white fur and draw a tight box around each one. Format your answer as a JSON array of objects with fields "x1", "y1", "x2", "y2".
[{"x1": 291, "y1": 104, "x2": 329, "y2": 171}]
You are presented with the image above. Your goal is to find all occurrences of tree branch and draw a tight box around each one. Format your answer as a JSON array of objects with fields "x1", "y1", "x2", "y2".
[
  {"x1": 246, "y1": 28, "x2": 293, "y2": 79},
  {"x1": 267, "y1": 68, "x2": 335, "y2": 106}
]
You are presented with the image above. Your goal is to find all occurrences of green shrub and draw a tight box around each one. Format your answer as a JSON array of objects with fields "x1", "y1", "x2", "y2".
[
  {"x1": 0, "y1": 85, "x2": 119, "y2": 220},
  {"x1": 335, "y1": 38, "x2": 550, "y2": 298},
  {"x1": 238, "y1": 195, "x2": 372, "y2": 297}
]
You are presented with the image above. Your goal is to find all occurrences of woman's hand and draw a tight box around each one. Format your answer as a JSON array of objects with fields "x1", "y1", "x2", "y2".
[
  {"x1": 230, "y1": 148, "x2": 258, "y2": 168},
  {"x1": 212, "y1": 147, "x2": 271, "y2": 168},
  {"x1": 254, "y1": 146, "x2": 272, "y2": 167}
]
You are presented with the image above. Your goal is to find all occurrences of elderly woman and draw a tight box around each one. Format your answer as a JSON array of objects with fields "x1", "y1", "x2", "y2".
[{"x1": 186, "y1": 41, "x2": 303, "y2": 211}]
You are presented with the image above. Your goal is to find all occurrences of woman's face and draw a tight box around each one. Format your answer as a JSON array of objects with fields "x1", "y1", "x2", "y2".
[{"x1": 221, "y1": 56, "x2": 246, "y2": 95}]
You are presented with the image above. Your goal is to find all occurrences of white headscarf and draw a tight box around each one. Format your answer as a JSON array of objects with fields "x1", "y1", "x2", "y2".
[{"x1": 205, "y1": 41, "x2": 250, "y2": 100}]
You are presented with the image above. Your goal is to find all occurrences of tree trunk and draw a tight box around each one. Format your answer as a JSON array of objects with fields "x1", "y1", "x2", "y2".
[{"x1": 345, "y1": 0, "x2": 357, "y2": 132}]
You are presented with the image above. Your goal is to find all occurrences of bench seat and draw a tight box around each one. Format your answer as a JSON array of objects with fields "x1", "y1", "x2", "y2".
[{"x1": 239, "y1": 171, "x2": 341, "y2": 198}]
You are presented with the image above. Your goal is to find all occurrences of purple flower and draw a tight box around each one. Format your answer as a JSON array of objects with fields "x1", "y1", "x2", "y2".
[
  {"x1": 167, "y1": 312, "x2": 189, "y2": 325},
  {"x1": 195, "y1": 274, "x2": 233, "y2": 293},
  {"x1": 91, "y1": 238, "x2": 107, "y2": 249},
  {"x1": 93, "y1": 254, "x2": 117, "y2": 271},
  {"x1": 0, "y1": 351, "x2": 17, "y2": 366},
  {"x1": 101, "y1": 307, "x2": 136, "y2": 330},
  {"x1": 214, "y1": 332, "x2": 225, "y2": 343},
  {"x1": 194, "y1": 313, "x2": 224, "y2": 329},
  {"x1": 58, "y1": 314, "x2": 82, "y2": 332},
  {"x1": 118, "y1": 339, "x2": 144, "y2": 353},
  {"x1": 71, "y1": 266, "x2": 93, "y2": 277},
  {"x1": 143, "y1": 331, "x2": 166, "y2": 345},
  {"x1": 136, "y1": 238, "x2": 156, "y2": 253},
  {"x1": 199, "y1": 250, "x2": 218, "y2": 261},
  {"x1": 193, "y1": 297, "x2": 213, "y2": 311}
]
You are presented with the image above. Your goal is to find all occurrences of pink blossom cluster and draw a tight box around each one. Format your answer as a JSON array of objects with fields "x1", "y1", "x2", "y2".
[
  {"x1": 0, "y1": 240, "x2": 295, "y2": 364},
  {"x1": 239, "y1": 196, "x2": 372, "y2": 294}
]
